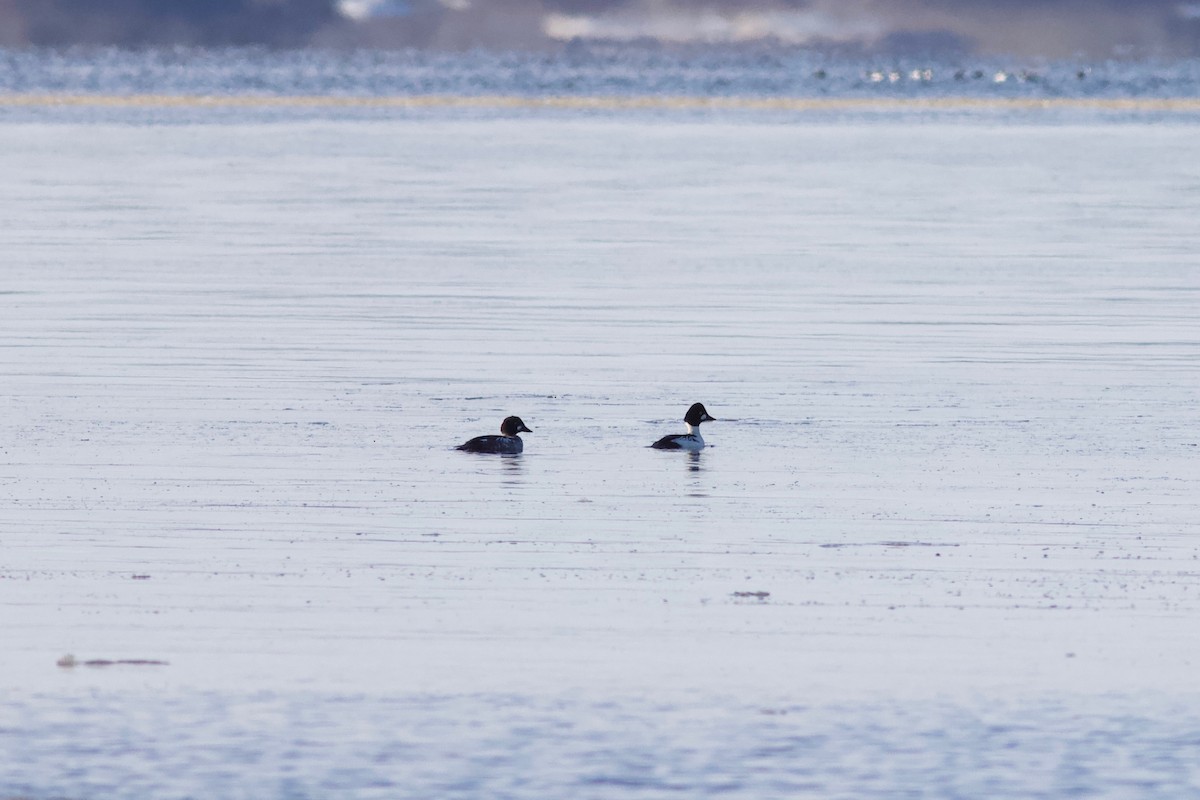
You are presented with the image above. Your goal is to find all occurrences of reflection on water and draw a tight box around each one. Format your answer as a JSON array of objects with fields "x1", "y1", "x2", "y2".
[
  {"x1": 501, "y1": 453, "x2": 525, "y2": 485},
  {"x1": 686, "y1": 451, "x2": 709, "y2": 497}
]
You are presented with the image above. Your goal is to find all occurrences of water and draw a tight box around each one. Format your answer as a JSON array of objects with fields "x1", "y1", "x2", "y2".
[
  {"x1": 4, "y1": 693, "x2": 1199, "y2": 798},
  {"x1": 3, "y1": 50, "x2": 1200, "y2": 797},
  {"x1": 2, "y1": 45, "x2": 1200, "y2": 99}
]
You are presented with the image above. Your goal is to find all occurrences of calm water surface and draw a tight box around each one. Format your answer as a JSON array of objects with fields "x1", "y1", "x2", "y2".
[{"x1": 2, "y1": 107, "x2": 1200, "y2": 797}]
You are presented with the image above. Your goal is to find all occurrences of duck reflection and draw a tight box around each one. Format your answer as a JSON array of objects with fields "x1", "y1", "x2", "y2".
[
  {"x1": 501, "y1": 453, "x2": 525, "y2": 485},
  {"x1": 686, "y1": 451, "x2": 709, "y2": 497}
]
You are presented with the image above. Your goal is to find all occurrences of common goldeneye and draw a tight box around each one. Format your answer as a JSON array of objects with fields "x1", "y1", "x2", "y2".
[
  {"x1": 457, "y1": 416, "x2": 532, "y2": 454},
  {"x1": 650, "y1": 403, "x2": 716, "y2": 450}
]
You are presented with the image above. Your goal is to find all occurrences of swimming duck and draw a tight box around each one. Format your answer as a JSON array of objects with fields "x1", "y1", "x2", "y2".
[
  {"x1": 457, "y1": 416, "x2": 532, "y2": 454},
  {"x1": 650, "y1": 403, "x2": 715, "y2": 451}
]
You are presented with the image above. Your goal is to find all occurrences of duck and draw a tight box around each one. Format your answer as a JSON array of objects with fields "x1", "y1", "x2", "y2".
[
  {"x1": 650, "y1": 403, "x2": 716, "y2": 451},
  {"x1": 457, "y1": 416, "x2": 532, "y2": 454}
]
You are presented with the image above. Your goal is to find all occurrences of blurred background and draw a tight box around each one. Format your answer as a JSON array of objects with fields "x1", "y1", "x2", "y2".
[{"x1": 1, "y1": 0, "x2": 1199, "y2": 57}]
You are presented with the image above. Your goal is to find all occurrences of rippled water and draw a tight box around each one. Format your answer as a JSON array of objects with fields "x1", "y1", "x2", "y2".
[
  {"x1": 5, "y1": 693, "x2": 1200, "y2": 798},
  {"x1": 2, "y1": 45, "x2": 1200, "y2": 99},
  {"x1": 2, "y1": 83, "x2": 1200, "y2": 796}
]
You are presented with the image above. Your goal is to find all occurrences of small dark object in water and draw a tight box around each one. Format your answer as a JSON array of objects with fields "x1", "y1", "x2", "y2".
[{"x1": 57, "y1": 654, "x2": 169, "y2": 668}]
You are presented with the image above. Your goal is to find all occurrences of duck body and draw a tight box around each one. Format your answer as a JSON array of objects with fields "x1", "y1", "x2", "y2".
[
  {"x1": 457, "y1": 434, "x2": 524, "y2": 455},
  {"x1": 457, "y1": 416, "x2": 532, "y2": 454},
  {"x1": 650, "y1": 403, "x2": 716, "y2": 450},
  {"x1": 650, "y1": 430, "x2": 705, "y2": 451}
]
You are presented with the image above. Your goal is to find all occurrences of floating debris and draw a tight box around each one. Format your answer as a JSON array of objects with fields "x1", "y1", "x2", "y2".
[{"x1": 57, "y1": 654, "x2": 169, "y2": 668}]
